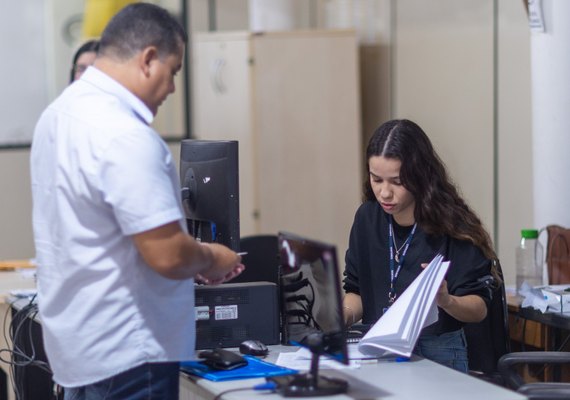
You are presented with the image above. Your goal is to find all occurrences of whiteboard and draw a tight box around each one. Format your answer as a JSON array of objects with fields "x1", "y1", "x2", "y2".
[
  {"x1": 0, "y1": 1, "x2": 50, "y2": 146},
  {"x1": 0, "y1": 1, "x2": 188, "y2": 147}
]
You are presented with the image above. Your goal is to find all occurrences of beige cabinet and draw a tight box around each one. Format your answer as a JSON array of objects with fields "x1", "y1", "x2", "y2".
[{"x1": 191, "y1": 30, "x2": 362, "y2": 258}]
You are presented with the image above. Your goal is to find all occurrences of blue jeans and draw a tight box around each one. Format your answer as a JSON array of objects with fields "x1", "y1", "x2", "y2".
[
  {"x1": 413, "y1": 329, "x2": 469, "y2": 373},
  {"x1": 63, "y1": 362, "x2": 180, "y2": 400}
]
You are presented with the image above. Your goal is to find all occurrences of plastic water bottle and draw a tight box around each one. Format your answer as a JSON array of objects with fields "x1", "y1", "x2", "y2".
[{"x1": 515, "y1": 229, "x2": 544, "y2": 292}]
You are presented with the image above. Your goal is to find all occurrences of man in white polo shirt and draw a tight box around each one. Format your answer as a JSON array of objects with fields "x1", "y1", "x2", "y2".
[{"x1": 30, "y1": 3, "x2": 244, "y2": 399}]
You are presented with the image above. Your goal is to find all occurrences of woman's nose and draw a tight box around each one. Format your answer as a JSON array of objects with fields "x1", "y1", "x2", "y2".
[{"x1": 379, "y1": 184, "x2": 392, "y2": 199}]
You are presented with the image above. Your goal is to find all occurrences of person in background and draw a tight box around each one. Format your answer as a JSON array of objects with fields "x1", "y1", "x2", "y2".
[
  {"x1": 31, "y1": 4, "x2": 244, "y2": 399},
  {"x1": 342, "y1": 119, "x2": 499, "y2": 372},
  {"x1": 70, "y1": 39, "x2": 99, "y2": 83}
]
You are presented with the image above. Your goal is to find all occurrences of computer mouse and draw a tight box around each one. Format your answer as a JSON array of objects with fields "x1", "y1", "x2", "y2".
[
  {"x1": 198, "y1": 348, "x2": 248, "y2": 370},
  {"x1": 239, "y1": 339, "x2": 269, "y2": 356}
]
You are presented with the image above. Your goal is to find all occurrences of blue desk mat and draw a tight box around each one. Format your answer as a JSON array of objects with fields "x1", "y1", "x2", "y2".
[{"x1": 180, "y1": 355, "x2": 298, "y2": 382}]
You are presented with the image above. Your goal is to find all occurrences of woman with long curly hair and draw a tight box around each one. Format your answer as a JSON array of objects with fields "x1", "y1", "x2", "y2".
[{"x1": 342, "y1": 119, "x2": 500, "y2": 372}]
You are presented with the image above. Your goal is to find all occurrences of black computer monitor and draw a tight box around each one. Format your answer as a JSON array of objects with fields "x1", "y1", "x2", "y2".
[
  {"x1": 180, "y1": 139, "x2": 240, "y2": 251},
  {"x1": 277, "y1": 231, "x2": 349, "y2": 396}
]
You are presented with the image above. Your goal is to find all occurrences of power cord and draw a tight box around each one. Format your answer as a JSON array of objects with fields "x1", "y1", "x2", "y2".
[
  {"x1": 212, "y1": 381, "x2": 277, "y2": 400},
  {"x1": 0, "y1": 295, "x2": 54, "y2": 400}
]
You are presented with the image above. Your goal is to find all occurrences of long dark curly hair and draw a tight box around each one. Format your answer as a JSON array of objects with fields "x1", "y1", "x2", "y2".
[{"x1": 364, "y1": 119, "x2": 499, "y2": 269}]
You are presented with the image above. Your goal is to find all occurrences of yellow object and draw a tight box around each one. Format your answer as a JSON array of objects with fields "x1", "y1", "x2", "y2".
[
  {"x1": 0, "y1": 259, "x2": 36, "y2": 270},
  {"x1": 82, "y1": 0, "x2": 139, "y2": 39}
]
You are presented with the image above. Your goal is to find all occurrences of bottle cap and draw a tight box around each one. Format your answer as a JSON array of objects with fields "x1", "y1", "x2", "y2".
[{"x1": 521, "y1": 229, "x2": 539, "y2": 239}]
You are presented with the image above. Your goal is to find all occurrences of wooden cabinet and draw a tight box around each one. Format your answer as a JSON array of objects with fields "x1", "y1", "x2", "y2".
[
  {"x1": 191, "y1": 30, "x2": 362, "y2": 257},
  {"x1": 507, "y1": 295, "x2": 570, "y2": 382},
  {"x1": 508, "y1": 295, "x2": 550, "y2": 351},
  {"x1": 508, "y1": 309, "x2": 548, "y2": 349}
]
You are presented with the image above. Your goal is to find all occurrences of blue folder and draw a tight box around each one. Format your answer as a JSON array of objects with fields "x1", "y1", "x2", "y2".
[{"x1": 180, "y1": 355, "x2": 298, "y2": 382}]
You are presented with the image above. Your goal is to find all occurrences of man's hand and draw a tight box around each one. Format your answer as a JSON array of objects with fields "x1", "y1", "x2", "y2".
[
  {"x1": 196, "y1": 264, "x2": 245, "y2": 285},
  {"x1": 197, "y1": 242, "x2": 245, "y2": 284}
]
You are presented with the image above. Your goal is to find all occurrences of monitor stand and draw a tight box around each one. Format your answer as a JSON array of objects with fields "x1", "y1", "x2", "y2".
[{"x1": 279, "y1": 333, "x2": 348, "y2": 397}]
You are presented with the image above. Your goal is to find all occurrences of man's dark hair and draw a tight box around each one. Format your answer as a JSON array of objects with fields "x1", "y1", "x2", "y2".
[{"x1": 99, "y1": 3, "x2": 187, "y2": 61}]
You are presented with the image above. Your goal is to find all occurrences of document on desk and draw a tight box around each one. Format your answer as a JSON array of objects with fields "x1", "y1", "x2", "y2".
[
  {"x1": 276, "y1": 348, "x2": 362, "y2": 370},
  {"x1": 358, "y1": 254, "x2": 450, "y2": 358}
]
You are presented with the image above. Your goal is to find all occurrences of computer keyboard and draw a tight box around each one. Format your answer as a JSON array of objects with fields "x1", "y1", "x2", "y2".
[{"x1": 346, "y1": 330, "x2": 364, "y2": 344}]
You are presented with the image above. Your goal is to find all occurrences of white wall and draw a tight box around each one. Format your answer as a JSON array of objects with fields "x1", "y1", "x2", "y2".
[
  {"x1": 394, "y1": 0, "x2": 495, "y2": 244},
  {"x1": 392, "y1": 0, "x2": 534, "y2": 285},
  {"x1": 0, "y1": 144, "x2": 181, "y2": 260},
  {"x1": 0, "y1": 150, "x2": 34, "y2": 259},
  {"x1": 0, "y1": 0, "x2": 535, "y2": 287},
  {"x1": 497, "y1": 0, "x2": 533, "y2": 285},
  {"x1": 0, "y1": 1, "x2": 51, "y2": 145},
  {"x1": 199, "y1": 0, "x2": 533, "y2": 285}
]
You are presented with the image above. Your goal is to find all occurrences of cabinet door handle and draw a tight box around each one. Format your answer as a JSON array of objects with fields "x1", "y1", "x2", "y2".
[{"x1": 210, "y1": 58, "x2": 227, "y2": 94}]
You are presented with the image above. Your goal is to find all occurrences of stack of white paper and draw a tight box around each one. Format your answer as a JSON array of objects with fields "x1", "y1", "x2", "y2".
[{"x1": 358, "y1": 254, "x2": 450, "y2": 357}]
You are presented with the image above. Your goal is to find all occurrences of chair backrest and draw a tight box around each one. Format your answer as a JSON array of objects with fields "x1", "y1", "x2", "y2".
[
  {"x1": 464, "y1": 261, "x2": 511, "y2": 375},
  {"x1": 230, "y1": 235, "x2": 280, "y2": 285},
  {"x1": 546, "y1": 225, "x2": 570, "y2": 284}
]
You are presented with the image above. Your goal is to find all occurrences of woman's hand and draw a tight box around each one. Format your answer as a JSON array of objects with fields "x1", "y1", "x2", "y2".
[
  {"x1": 434, "y1": 279, "x2": 452, "y2": 308},
  {"x1": 343, "y1": 292, "x2": 363, "y2": 327},
  {"x1": 421, "y1": 263, "x2": 450, "y2": 308},
  {"x1": 421, "y1": 262, "x2": 486, "y2": 323}
]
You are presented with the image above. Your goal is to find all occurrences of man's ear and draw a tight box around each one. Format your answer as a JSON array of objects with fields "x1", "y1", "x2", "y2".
[{"x1": 140, "y1": 46, "x2": 159, "y2": 76}]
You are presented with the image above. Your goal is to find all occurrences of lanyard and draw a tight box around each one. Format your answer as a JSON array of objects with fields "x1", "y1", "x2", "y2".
[{"x1": 387, "y1": 215, "x2": 417, "y2": 305}]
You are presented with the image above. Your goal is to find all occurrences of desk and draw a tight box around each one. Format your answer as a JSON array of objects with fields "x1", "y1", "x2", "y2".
[
  {"x1": 507, "y1": 294, "x2": 570, "y2": 382},
  {"x1": 0, "y1": 275, "x2": 527, "y2": 400},
  {"x1": 0, "y1": 270, "x2": 36, "y2": 302},
  {"x1": 507, "y1": 294, "x2": 570, "y2": 349},
  {"x1": 507, "y1": 295, "x2": 549, "y2": 350},
  {"x1": 179, "y1": 346, "x2": 525, "y2": 400}
]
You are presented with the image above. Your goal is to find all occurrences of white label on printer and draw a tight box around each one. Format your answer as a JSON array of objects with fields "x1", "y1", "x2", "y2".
[
  {"x1": 214, "y1": 305, "x2": 238, "y2": 320},
  {"x1": 195, "y1": 306, "x2": 210, "y2": 321}
]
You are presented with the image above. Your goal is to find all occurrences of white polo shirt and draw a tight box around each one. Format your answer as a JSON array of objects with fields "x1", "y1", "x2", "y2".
[{"x1": 30, "y1": 67, "x2": 195, "y2": 387}]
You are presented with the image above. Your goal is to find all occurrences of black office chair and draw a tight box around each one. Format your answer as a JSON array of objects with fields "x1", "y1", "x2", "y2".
[
  {"x1": 463, "y1": 261, "x2": 511, "y2": 384},
  {"x1": 230, "y1": 234, "x2": 280, "y2": 285},
  {"x1": 498, "y1": 352, "x2": 570, "y2": 399}
]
